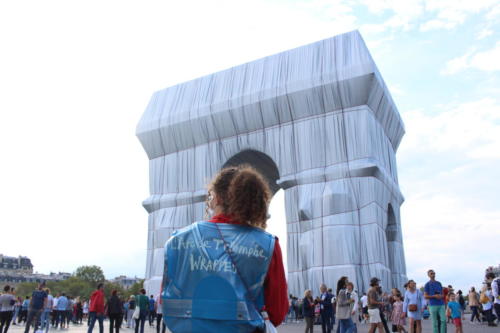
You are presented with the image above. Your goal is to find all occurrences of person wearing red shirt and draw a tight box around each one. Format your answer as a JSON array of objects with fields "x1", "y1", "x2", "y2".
[
  {"x1": 206, "y1": 166, "x2": 289, "y2": 327},
  {"x1": 163, "y1": 166, "x2": 289, "y2": 332},
  {"x1": 87, "y1": 283, "x2": 105, "y2": 333}
]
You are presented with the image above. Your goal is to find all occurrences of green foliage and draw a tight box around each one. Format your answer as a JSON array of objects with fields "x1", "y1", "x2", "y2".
[
  {"x1": 74, "y1": 265, "x2": 105, "y2": 285},
  {"x1": 13, "y1": 267, "x2": 142, "y2": 301},
  {"x1": 13, "y1": 282, "x2": 37, "y2": 298},
  {"x1": 58, "y1": 277, "x2": 94, "y2": 299},
  {"x1": 125, "y1": 279, "x2": 144, "y2": 298},
  {"x1": 103, "y1": 282, "x2": 126, "y2": 299},
  {"x1": 15, "y1": 278, "x2": 95, "y2": 300}
]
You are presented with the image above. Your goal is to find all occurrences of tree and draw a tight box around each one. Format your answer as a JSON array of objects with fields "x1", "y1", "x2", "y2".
[
  {"x1": 13, "y1": 282, "x2": 37, "y2": 298},
  {"x1": 74, "y1": 265, "x2": 105, "y2": 285},
  {"x1": 58, "y1": 277, "x2": 93, "y2": 299},
  {"x1": 125, "y1": 279, "x2": 144, "y2": 298},
  {"x1": 104, "y1": 282, "x2": 126, "y2": 299}
]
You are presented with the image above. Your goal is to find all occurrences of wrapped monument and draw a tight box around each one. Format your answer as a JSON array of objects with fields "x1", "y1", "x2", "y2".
[{"x1": 137, "y1": 30, "x2": 407, "y2": 297}]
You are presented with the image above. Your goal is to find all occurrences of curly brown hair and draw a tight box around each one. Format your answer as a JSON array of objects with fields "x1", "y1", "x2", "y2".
[
  {"x1": 207, "y1": 165, "x2": 272, "y2": 229},
  {"x1": 227, "y1": 165, "x2": 271, "y2": 229},
  {"x1": 206, "y1": 166, "x2": 240, "y2": 216}
]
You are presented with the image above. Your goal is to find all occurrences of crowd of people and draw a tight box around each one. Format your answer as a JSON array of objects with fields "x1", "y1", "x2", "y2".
[
  {"x1": 286, "y1": 270, "x2": 500, "y2": 333},
  {"x1": 0, "y1": 283, "x2": 166, "y2": 333},
  {"x1": 1, "y1": 166, "x2": 499, "y2": 333}
]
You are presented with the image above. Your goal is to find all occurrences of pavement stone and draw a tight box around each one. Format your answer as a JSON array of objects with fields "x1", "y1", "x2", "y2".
[{"x1": 7, "y1": 317, "x2": 498, "y2": 333}]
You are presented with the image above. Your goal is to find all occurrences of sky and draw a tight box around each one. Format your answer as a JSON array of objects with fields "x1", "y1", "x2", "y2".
[{"x1": 1, "y1": 0, "x2": 499, "y2": 293}]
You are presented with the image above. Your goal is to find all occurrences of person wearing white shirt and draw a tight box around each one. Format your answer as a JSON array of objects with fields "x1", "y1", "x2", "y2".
[
  {"x1": 51, "y1": 295, "x2": 59, "y2": 328},
  {"x1": 154, "y1": 295, "x2": 165, "y2": 333},
  {"x1": 360, "y1": 293, "x2": 368, "y2": 323},
  {"x1": 346, "y1": 282, "x2": 359, "y2": 330},
  {"x1": 486, "y1": 272, "x2": 500, "y2": 325},
  {"x1": 481, "y1": 283, "x2": 496, "y2": 327},
  {"x1": 41, "y1": 289, "x2": 53, "y2": 333}
]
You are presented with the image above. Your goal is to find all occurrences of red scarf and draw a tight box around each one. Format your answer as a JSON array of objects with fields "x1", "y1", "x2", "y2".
[{"x1": 208, "y1": 214, "x2": 242, "y2": 225}]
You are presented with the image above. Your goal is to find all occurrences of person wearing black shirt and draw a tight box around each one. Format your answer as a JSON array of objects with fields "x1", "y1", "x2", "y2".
[
  {"x1": 24, "y1": 283, "x2": 47, "y2": 333},
  {"x1": 106, "y1": 290, "x2": 123, "y2": 333},
  {"x1": 302, "y1": 290, "x2": 315, "y2": 333},
  {"x1": 319, "y1": 284, "x2": 334, "y2": 333}
]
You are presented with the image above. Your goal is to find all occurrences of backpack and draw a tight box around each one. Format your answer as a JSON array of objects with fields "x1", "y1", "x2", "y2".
[{"x1": 480, "y1": 291, "x2": 489, "y2": 304}]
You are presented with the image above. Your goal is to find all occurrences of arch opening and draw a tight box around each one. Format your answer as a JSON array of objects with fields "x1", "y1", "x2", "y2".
[
  {"x1": 222, "y1": 150, "x2": 280, "y2": 195},
  {"x1": 222, "y1": 150, "x2": 287, "y2": 275},
  {"x1": 386, "y1": 204, "x2": 397, "y2": 242},
  {"x1": 386, "y1": 203, "x2": 398, "y2": 287}
]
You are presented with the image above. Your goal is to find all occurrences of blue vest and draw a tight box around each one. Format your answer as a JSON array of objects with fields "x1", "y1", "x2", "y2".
[{"x1": 162, "y1": 221, "x2": 275, "y2": 333}]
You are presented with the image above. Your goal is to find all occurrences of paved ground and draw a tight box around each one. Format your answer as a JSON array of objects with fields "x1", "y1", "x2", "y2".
[
  {"x1": 278, "y1": 319, "x2": 497, "y2": 332},
  {"x1": 8, "y1": 318, "x2": 498, "y2": 333}
]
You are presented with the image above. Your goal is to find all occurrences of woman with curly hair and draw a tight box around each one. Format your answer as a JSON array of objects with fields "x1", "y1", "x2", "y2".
[{"x1": 161, "y1": 165, "x2": 288, "y2": 333}]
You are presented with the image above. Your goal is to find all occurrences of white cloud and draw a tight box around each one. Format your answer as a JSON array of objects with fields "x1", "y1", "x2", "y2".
[
  {"x1": 441, "y1": 50, "x2": 476, "y2": 75},
  {"x1": 421, "y1": 0, "x2": 497, "y2": 31},
  {"x1": 388, "y1": 83, "x2": 406, "y2": 96},
  {"x1": 469, "y1": 42, "x2": 500, "y2": 72},
  {"x1": 399, "y1": 98, "x2": 500, "y2": 290},
  {"x1": 485, "y1": 3, "x2": 500, "y2": 20},
  {"x1": 420, "y1": 19, "x2": 457, "y2": 32},
  {"x1": 476, "y1": 28, "x2": 494, "y2": 40},
  {"x1": 358, "y1": 0, "x2": 424, "y2": 32},
  {"x1": 400, "y1": 98, "x2": 500, "y2": 160},
  {"x1": 358, "y1": 0, "x2": 497, "y2": 33},
  {"x1": 402, "y1": 192, "x2": 500, "y2": 289},
  {"x1": 442, "y1": 42, "x2": 500, "y2": 75}
]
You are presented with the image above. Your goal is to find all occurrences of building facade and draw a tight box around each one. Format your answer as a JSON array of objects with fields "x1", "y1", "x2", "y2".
[
  {"x1": 0, "y1": 254, "x2": 73, "y2": 288},
  {"x1": 111, "y1": 275, "x2": 142, "y2": 289},
  {"x1": 0, "y1": 255, "x2": 33, "y2": 274}
]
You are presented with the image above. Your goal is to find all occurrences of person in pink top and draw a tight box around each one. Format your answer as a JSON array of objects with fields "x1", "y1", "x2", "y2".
[
  {"x1": 390, "y1": 294, "x2": 405, "y2": 333},
  {"x1": 87, "y1": 284, "x2": 105, "y2": 333}
]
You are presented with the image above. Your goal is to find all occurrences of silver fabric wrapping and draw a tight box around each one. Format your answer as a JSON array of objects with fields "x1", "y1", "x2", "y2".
[{"x1": 137, "y1": 30, "x2": 407, "y2": 297}]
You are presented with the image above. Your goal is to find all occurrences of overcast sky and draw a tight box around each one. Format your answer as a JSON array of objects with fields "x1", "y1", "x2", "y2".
[{"x1": 1, "y1": 0, "x2": 499, "y2": 293}]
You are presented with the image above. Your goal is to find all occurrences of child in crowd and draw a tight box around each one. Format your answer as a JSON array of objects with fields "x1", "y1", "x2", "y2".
[
  {"x1": 390, "y1": 294, "x2": 405, "y2": 333},
  {"x1": 314, "y1": 296, "x2": 321, "y2": 325},
  {"x1": 446, "y1": 293, "x2": 463, "y2": 333}
]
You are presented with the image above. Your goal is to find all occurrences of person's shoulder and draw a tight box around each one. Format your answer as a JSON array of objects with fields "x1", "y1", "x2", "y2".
[{"x1": 171, "y1": 222, "x2": 199, "y2": 237}]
